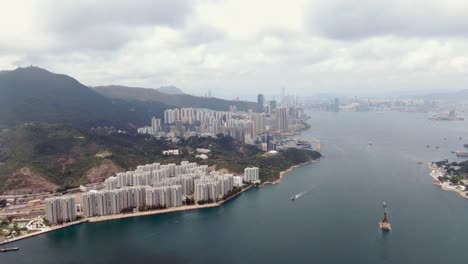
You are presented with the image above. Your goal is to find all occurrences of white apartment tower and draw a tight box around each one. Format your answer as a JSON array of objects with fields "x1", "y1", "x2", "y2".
[
  {"x1": 275, "y1": 106, "x2": 288, "y2": 132},
  {"x1": 244, "y1": 167, "x2": 260, "y2": 183},
  {"x1": 45, "y1": 196, "x2": 76, "y2": 225}
]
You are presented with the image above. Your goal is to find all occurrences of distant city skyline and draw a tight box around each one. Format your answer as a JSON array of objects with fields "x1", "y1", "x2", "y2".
[{"x1": 1, "y1": 1, "x2": 468, "y2": 97}]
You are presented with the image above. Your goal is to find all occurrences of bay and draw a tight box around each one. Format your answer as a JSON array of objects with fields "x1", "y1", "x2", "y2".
[{"x1": 4, "y1": 111, "x2": 468, "y2": 264}]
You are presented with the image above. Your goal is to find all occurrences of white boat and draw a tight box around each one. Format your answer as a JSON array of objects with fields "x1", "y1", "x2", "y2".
[{"x1": 291, "y1": 192, "x2": 304, "y2": 201}]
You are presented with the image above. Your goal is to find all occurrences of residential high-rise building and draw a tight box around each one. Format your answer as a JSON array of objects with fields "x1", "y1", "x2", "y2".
[
  {"x1": 244, "y1": 167, "x2": 260, "y2": 183},
  {"x1": 275, "y1": 106, "x2": 288, "y2": 132},
  {"x1": 45, "y1": 196, "x2": 76, "y2": 225},
  {"x1": 269, "y1": 100, "x2": 277, "y2": 112},
  {"x1": 334, "y1": 98, "x2": 340, "y2": 112},
  {"x1": 151, "y1": 117, "x2": 161, "y2": 134},
  {"x1": 252, "y1": 113, "x2": 266, "y2": 135},
  {"x1": 257, "y1": 94, "x2": 265, "y2": 113}
]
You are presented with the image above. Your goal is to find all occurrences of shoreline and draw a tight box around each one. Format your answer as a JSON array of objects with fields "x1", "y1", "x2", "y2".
[
  {"x1": 0, "y1": 185, "x2": 253, "y2": 245},
  {"x1": 261, "y1": 157, "x2": 321, "y2": 187},
  {"x1": 0, "y1": 219, "x2": 88, "y2": 246},
  {"x1": 427, "y1": 162, "x2": 468, "y2": 200},
  {"x1": 89, "y1": 184, "x2": 253, "y2": 223}
]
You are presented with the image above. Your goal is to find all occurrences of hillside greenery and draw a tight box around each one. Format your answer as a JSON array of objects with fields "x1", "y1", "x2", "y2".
[
  {"x1": 0, "y1": 124, "x2": 321, "y2": 193},
  {"x1": 0, "y1": 67, "x2": 255, "y2": 130},
  {"x1": 0, "y1": 67, "x2": 172, "y2": 129}
]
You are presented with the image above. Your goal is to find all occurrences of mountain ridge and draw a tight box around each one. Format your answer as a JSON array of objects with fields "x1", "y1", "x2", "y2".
[
  {"x1": 93, "y1": 85, "x2": 256, "y2": 111},
  {"x1": 0, "y1": 66, "x2": 170, "y2": 129},
  {"x1": 156, "y1": 85, "x2": 185, "y2": 94},
  {"x1": 0, "y1": 66, "x2": 255, "y2": 129}
]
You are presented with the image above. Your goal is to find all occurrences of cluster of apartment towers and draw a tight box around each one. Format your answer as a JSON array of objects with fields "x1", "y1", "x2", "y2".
[
  {"x1": 45, "y1": 162, "x2": 259, "y2": 225},
  {"x1": 138, "y1": 106, "x2": 292, "y2": 145}
]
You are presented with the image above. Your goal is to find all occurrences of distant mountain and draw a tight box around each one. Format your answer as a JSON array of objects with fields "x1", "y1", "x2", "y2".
[
  {"x1": 0, "y1": 67, "x2": 169, "y2": 129},
  {"x1": 156, "y1": 85, "x2": 185, "y2": 94},
  {"x1": 93, "y1": 85, "x2": 256, "y2": 112}
]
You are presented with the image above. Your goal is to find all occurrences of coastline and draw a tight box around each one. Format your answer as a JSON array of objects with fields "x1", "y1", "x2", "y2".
[
  {"x1": 427, "y1": 162, "x2": 468, "y2": 200},
  {"x1": 0, "y1": 185, "x2": 253, "y2": 245},
  {"x1": 89, "y1": 184, "x2": 253, "y2": 223},
  {"x1": 261, "y1": 158, "x2": 321, "y2": 187},
  {"x1": 0, "y1": 219, "x2": 88, "y2": 246}
]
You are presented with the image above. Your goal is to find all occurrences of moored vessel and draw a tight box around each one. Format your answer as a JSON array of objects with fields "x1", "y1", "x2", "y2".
[
  {"x1": 455, "y1": 151, "x2": 468, "y2": 157},
  {"x1": 0, "y1": 247, "x2": 19, "y2": 253}
]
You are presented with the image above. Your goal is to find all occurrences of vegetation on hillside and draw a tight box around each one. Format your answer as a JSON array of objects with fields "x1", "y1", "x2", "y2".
[
  {"x1": 0, "y1": 67, "x2": 171, "y2": 129},
  {"x1": 0, "y1": 124, "x2": 321, "y2": 193}
]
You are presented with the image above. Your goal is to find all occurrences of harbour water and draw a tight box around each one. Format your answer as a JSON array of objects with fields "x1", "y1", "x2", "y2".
[{"x1": 4, "y1": 111, "x2": 468, "y2": 264}]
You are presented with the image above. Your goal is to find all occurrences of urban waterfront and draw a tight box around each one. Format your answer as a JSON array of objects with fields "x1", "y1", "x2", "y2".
[{"x1": 4, "y1": 111, "x2": 468, "y2": 264}]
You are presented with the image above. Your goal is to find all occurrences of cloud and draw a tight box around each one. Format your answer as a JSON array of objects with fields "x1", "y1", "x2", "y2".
[
  {"x1": 0, "y1": 0, "x2": 194, "y2": 53},
  {"x1": 2, "y1": 0, "x2": 468, "y2": 97},
  {"x1": 306, "y1": 0, "x2": 468, "y2": 40}
]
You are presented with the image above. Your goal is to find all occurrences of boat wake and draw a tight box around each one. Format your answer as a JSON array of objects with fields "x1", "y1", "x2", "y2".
[{"x1": 291, "y1": 192, "x2": 305, "y2": 201}]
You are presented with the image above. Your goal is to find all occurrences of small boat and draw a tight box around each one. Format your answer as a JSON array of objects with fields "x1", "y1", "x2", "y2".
[
  {"x1": 0, "y1": 247, "x2": 19, "y2": 253},
  {"x1": 456, "y1": 151, "x2": 468, "y2": 157},
  {"x1": 426, "y1": 145, "x2": 430, "y2": 148},
  {"x1": 291, "y1": 192, "x2": 304, "y2": 201},
  {"x1": 368, "y1": 141, "x2": 373, "y2": 146},
  {"x1": 435, "y1": 146, "x2": 439, "y2": 149},
  {"x1": 379, "y1": 202, "x2": 391, "y2": 232}
]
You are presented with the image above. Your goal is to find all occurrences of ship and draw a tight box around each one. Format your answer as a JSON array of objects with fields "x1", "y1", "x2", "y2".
[
  {"x1": 291, "y1": 192, "x2": 304, "y2": 201},
  {"x1": 379, "y1": 202, "x2": 391, "y2": 232},
  {"x1": 0, "y1": 247, "x2": 19, "y2": 253},
  {"x1": 455, "y1": 151, "x2": 468, "y2": 157},
  {"x1": 291, "y1": 194, "x2": 300, "y2": 201}
]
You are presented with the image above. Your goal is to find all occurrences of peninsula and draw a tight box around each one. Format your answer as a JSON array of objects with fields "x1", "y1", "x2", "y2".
[
  {"x1": 429, "y1": 160, "x2": 468, "y2": 199},
  {"x1": 0, "y1": 66, "x2": 321, "y2": 245}
]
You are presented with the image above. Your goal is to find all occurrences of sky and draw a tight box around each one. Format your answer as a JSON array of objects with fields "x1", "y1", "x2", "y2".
[{"x1": 1, "y1": 0, "x2": 468, "y2": 98}]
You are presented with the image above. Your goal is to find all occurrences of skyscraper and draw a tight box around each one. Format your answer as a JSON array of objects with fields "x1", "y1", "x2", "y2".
[
  {"x1": 334, "y1": 98, "x2": 339, "y2": 112},
  {"x1": 257, "y1": 94, "x2": 265, "y2": 113},
  {"x1": 275, "y1": 106, "x2": 288, "y2": 132},
  {"x1": 151, "y1": 117, "x2": 161, "y2": 134},
  {"x1": 269, "y1": 100, "x2": 277, "y2": 110},
  {"x1": 244, "y1": 167, "x2": 260, "y2": 183},
  {"x1": 45, "y1": 196, "x2": 76, "y2": 224}
]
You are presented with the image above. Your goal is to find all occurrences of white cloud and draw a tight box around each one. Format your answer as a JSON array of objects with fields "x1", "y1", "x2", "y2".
[{"x1": 1, "y1": 0, "x2": 468, "y2": 97}]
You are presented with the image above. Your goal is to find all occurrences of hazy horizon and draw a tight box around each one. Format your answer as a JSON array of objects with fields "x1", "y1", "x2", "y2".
[{"x1": 1, "y1": 1, "x2": 468, "y2": 98}]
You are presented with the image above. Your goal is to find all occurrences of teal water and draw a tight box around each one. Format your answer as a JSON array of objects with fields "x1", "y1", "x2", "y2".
[{"x1": 4, "y1": 111, "x2": 468, "y2": 264}]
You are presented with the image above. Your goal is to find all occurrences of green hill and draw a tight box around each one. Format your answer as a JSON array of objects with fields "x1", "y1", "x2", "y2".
[
  {"x1": 0, "y1": 67, "x2": 170, "y2": 129},
  {"x1": 0, "y1": 123, "x2": 321, "y2": 194},
  {"x1": 0, "y1": 123, "x2": 179, "y2": 193},
  {"x1": 93, "y1": 85, "x2": 256, "y2": 112}
]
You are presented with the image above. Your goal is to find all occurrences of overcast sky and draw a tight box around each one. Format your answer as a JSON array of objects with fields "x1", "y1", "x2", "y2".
[{"x1": 1, "y1": 0, "x2": 468, "y2": 98}]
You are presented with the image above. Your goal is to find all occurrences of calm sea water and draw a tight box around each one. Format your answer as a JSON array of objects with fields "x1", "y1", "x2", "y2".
[{"x1": 4, "y1": 111, "x2": 468, "y2": 264}]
